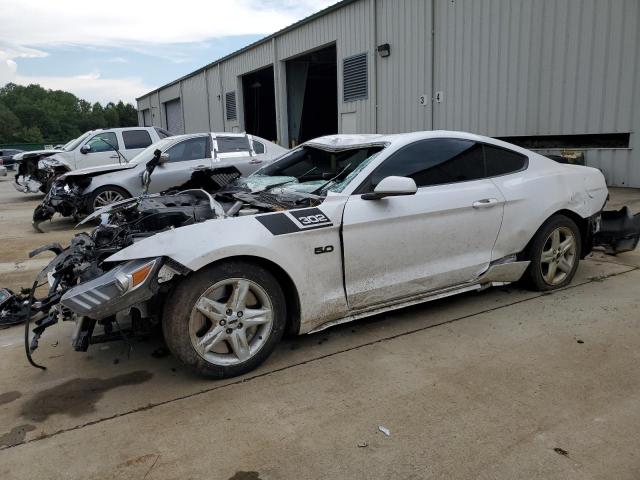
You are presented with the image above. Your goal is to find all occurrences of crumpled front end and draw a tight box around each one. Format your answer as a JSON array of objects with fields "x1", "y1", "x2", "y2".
[
  {"x1": 32, "y1": 176, "x2": 92, "y2": 232},
  {"x1": 14, "y1": 153, "x2": 66, "y2": 194}
]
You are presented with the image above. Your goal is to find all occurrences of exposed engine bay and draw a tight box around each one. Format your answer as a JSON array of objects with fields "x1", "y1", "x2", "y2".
[{"x1": 2, "y1": 146, "x2": 337, "y2": 367}]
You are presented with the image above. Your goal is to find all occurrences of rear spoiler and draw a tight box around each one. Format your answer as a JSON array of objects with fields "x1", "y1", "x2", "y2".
[{"x1": 593, "y1": 207, "x2": 640, "y2": 255}]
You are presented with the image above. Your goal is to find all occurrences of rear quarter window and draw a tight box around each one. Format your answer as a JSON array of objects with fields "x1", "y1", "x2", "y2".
[
  {"x1": 484, "y1": 145, "x2": 528, "y2": 176},
  {"x1": 122, "y1": 130, "x2": 153, "y2": 149}
]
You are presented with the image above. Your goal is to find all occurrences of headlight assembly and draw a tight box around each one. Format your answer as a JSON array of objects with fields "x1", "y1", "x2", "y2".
[{"x1": 114, "y1": 260, "x2": 157, "y2": 293}]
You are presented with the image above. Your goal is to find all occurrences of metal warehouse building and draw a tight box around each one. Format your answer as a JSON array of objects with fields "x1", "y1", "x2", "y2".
[{"x1": 136, "y1": 0, "x2": 640, "y2": 187}]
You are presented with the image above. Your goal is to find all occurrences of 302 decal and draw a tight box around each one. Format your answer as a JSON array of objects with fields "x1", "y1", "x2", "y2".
[{"x1": 299, "y1": 214, "x2": 328, "y2": 225}]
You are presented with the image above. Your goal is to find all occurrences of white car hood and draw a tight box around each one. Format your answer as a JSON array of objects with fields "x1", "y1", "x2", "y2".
[
  {"x1": 14, "y1": 149, "x2": 61, "y2": 160},
  {"x1": 64, "y1": 162, "x2": 135, "y2": 177}
]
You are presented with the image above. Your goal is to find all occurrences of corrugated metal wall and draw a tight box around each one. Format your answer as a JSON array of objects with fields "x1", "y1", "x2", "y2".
[
  {"x1": 137, "y1": 0, "x2": 640, "y2": 186},
  {"x1": 375, "y1": 0, "x2": 433, "y2": 133},
  {"x1": 181, "y1": 72, "x2": 209, "y2": 133},
  {"x1": 432, "y1": 0, "x2": 639, "y2": 187}
]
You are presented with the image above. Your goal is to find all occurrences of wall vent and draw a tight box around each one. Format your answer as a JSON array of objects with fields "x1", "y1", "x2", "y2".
[
  {"x1": 225, "y1": 91, "x2": 237, "y2": 121},
  {"x1": 343, "y1": 53, "x2": 368, "y2": 102}
]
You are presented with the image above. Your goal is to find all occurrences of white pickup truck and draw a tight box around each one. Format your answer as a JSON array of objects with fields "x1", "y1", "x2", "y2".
[{"x1": 13, "y1": 126, "x2": 172, "y2": 193}]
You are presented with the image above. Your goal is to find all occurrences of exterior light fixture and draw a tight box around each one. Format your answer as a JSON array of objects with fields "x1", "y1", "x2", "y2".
[{"x1": 377, "y1": 43, "x2": 391, "y2": 58}]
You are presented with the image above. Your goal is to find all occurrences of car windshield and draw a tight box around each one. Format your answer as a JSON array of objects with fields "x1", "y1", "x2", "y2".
[
  {"x1": 128, "y1": 137, "x2": 177, "y2": 165},
  {"x1": 251, "y1": 145, "x2": 384, "y2": 195},
  {"x1": 63, "y1": 132, "x2": 91, "y2": 151}
]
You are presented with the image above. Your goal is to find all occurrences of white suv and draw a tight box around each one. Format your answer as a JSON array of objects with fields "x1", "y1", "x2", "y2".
[{"x1": 13, "y1": 127, "x2": 172, "y2": 193}]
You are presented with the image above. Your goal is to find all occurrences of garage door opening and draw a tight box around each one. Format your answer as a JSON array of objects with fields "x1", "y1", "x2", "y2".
[
  {"x1": 286, "y1": 45, "x2": 337, "y2": 147},
  {"x1": 242, "y1": 66, "x2": 277, "y2": 142}
]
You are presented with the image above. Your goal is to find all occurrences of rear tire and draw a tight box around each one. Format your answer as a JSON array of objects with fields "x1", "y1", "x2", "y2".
[
  {"x1": 524, "y1": 214, "x2": 581, "y2": 291},
  {"x1": 88, "y1": 186, "x2": 130, "y2": 213},
  {"x1": 162, "y1": 261, "x2": 287, "y2": 379}
]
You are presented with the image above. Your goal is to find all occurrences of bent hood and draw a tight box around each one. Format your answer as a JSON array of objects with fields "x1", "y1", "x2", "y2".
[
  {"x1": 14, "y1": 149, "x2": 60, "y2": 161},
  {"x1": 64, "y1": 163, "x2": 135, "y2": 178}
]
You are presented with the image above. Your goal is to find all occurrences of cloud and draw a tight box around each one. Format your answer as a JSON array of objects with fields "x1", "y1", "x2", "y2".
[
  {"x1": 0, "y1": 0, "x2": 337, "y2": 103},
  {"x1": 0, "y1": 0, "x2": 338, "y2": 47}
]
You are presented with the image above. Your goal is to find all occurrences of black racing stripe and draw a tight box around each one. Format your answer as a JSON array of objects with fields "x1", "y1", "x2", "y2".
[{"x1": 256, "y1": 213, "x2": 300, "y2": 235}]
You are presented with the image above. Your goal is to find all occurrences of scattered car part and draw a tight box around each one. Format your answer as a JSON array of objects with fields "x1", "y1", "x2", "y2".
[{"x1": 593, "y1": 206, "x2": 640, "y2": 254}]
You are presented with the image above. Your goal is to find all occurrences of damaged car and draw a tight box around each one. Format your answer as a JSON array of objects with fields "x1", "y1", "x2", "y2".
[
  {"x1": 4, "y1": 130, "x2": 639, "y2": 379},
  {"x1": 13, "y1": 126, "x2": 170, "y2": 194},
  {"x1": 32, "y1": 132, "x2": 287, "y2": 231}
]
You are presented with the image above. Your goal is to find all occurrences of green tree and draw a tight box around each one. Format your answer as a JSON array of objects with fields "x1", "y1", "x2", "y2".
[
  {"x1": 0, "y1": 101, "x2": 22, "y2": 143},
  {"x1": 0, "y1": 82, "x2": 140, "y2": 144}
]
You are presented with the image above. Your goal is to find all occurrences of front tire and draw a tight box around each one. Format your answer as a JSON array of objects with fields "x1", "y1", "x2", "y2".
[
  {"x1": 524, "y1": 214, "x2": 581, "y2": 291},
  {"x1": 162, "y1": 261, "x2": 287, "y2": 379},
  {"x1": 88, "y1": 186, "x2": 130, "y2": 213}
]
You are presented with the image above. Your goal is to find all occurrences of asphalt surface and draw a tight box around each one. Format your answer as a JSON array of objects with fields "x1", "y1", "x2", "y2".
[{"x1": 0, "y1": 175, "x2": 639, "y2": 479}]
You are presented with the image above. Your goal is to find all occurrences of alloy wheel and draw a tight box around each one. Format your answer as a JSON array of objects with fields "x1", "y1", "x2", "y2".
[
  {"x1": 93, "y1": 190, "x2": 125, "y2": 209},
  {"x1": 540, "y1": 226, "x2": 577, "y2": 285},
  {"x1": 188, "y1": 278, "x2": 274, "y2": 366}
]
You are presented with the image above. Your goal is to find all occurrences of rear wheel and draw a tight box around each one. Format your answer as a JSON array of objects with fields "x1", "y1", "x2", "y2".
[
  {"x1": 162, "y1": 261, "x2": 287, "y2": 379},
  {"x1": 524, "y1": 214, "x2": 581, "y2": 291},
  {"x1": 88, "y1": 186, "x2": 130, "y2": 213}
]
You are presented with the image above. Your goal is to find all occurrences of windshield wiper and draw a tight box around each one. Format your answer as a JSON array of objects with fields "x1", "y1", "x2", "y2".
[
  {"x1": 100, "y1": 138, "x2": 128, "y2": 165},
  {"x1": 310, "y1": 163, "x2": 352, "y2": 195}
]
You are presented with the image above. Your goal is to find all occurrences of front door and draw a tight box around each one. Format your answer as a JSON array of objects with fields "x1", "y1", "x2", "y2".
[
  {"x1": 76, "y1": 131, "x2": 121, "y2": 168},
  {"x1": 342, "y1": 138, "x2": 505, "y2": 309}
]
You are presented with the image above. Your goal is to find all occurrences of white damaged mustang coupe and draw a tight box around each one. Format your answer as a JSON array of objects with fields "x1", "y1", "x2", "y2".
[{"x1": 7, "y1": 131, "x2": 638, "y2": 378}]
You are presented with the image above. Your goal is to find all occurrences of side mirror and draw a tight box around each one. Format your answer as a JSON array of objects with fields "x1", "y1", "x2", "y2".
[
  {"x1": 80, "y1": 145, "x2": 91, "y2": 154},
  {"x1": 361, "y1": 176, "x2": 417, "y2": 200},
  {"x1": 158, "y1": 153, "x2": 170, "y2": 164}
]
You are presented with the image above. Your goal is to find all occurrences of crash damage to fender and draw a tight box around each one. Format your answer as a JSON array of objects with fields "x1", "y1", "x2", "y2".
[{"x1": 2, "y1": 154, "x2": 330, "y2": 367}]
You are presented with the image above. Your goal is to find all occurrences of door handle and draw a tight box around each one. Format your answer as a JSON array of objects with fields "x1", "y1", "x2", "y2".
[
  {"x1": 472, "y1": 198, "x2": 500, "y2": 208},
  {"x1": 249, "y1": 159, "x2": 263, "y2": 164},
  {"x1": 190, "y1": 165, "x2": 208, "y2": 171},
  {"x1": 109, "y1": 155, "x2": 119, "y2": 159}
]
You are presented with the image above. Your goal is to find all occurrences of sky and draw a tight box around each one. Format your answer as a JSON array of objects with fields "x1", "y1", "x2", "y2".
[{"x1": 0, "y1": 0, "x2": 337, "y2": 105}]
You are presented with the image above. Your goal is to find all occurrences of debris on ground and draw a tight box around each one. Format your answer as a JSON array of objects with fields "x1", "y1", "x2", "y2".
[
  {"x1": 378, "y1": 426, "x2": 391, "y2": 436},
  {"x1": 357, "y1": 441, "x2": 368, "y2": 448},
  {"x1": 577, "y1": 339, "x2": 584, "y2": 344},
  {"x1": 553, "y1": 447, "x2": 569, "y2": 456}
]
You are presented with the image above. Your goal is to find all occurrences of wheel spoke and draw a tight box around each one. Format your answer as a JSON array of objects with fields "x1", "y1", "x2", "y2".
[
  {"x1": 557, "y1": 257, "x2": 573, "y2": 273},
  {"x1": 551, "y1": 229, "x2": 561, "y2": 249},
  {"x1": 541, "y1": 249, "x2": 554, "y2": 263},
  {"x1": 544, "y1": 261, "x2": 558, "y2": 283},
  {"x1": 228, "y1": 280, "x2": 250, "y2": 311},
  {"x1": 242, "y1": 307, "x2": 271, "y2": 327},
  {"x1": 560, "y1": 237, "x2": 574, "y2": 254},
  {"x1": 195, "y1": 297, "x2": 226, "y2": 321},
  {"x1": 229, "y1": 329, "x2": 250, "y2": 361},
  {"x1": 198, "y1": 324, "x2": 226, "y2": 353}
]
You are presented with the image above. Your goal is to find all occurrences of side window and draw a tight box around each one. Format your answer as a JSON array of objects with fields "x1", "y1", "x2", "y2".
[
  {"x1": 252, "y1": 140, "x2": 265, "y2": 154},
  {"x1": 364, "y1": 138, "x2": 484, "y2": 190},
  {"x1": 85, "y1": 132, "x2": 118, "y2": 153},
  {"x1": 216, "y1": 136, "x2": 251, "y2": 153},
  {"x1": 122, "y1": 130, "x2": 152, "y2": 149},
  {"x1": 165, "y1": 137, "x2": 209, "y2": 163},
  {"x1": 484, "y1": 145, "x2": 528, "y2": 176}
]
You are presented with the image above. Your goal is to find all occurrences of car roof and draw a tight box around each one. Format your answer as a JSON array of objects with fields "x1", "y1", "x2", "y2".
[{"x1": 303, "y1": 130, "x2": 530, "y2": 155}]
